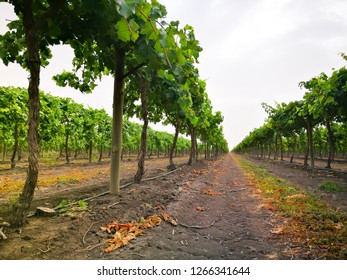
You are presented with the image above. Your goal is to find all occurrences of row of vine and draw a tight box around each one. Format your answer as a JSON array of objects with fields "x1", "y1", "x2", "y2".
[
  {"x1": 0, "y1": 0, "x2": 229, "y2": 226},
  {"x1": 233, "y1": 54, "x2": 347, "y2": 169},
  {"x1": 0, "y1": 86, "x2": 196, "y2": 168}
]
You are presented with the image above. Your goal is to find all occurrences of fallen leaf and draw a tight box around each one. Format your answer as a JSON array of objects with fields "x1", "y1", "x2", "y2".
[
  {"x1": 155, "y1": 204, "x2": 164, "y2": 210},
  {"x1": 196, "y1": 207, "x2": 205, "y2": 212},
  {"x1": 286, "y1": 194, "x2": 306, "y2": 200},
  {"x1": 257, "y1": 204, "x2": 275, "y2": 211},
  {"x1": 270, "y1": 227, "x2": 285, "y2": 235},
  {"x1": 144, "y1": 203, "x2": 154, "y2": 209},
  {"x1": 266, "y1": 253, "x2": 278, "y2": 259},
  {"x1": 201, "y1": 189, "x2": 221, "y2": 196},
  {"x1": 332, "y1": 222, "x2": 344, "y2": 231},
  {"x1": 101, "y1": 215, "x2": 161, "y2": 253},
  {"x1": 140, "y1": 215, "x2": 162, "y2": 228},
  {"x1": 161, "y1": 211, "x2": 178, "y2": 226}
]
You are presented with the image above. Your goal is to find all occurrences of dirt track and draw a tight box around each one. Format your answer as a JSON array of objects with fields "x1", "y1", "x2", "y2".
[
  {"x1": 0, "y1": 153, "x2": 345, "y2": 260},
  {"x1": 137, "y1": 153, "x2": 288, "y2": 260},
  {"x1": 0, "y1": 154, "x2": 289, "y2": 260}
]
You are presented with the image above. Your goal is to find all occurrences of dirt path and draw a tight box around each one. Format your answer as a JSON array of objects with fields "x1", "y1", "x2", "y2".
[
  {"x1": 1, "y1": 154, "x2": 291, "y2": 260},
  {"x1": 134, "y1": 153, "x2": 287, "y2": 260}
]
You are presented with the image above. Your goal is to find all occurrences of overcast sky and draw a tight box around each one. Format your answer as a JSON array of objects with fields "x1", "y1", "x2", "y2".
[{"x1": 1, "y1": 0, "x2": 347, "y2": 149}]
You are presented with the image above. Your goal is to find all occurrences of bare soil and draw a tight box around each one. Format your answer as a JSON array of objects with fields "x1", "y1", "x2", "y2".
[{"x1": 0, "y1": 154, "x2": 346, "y2": 260}]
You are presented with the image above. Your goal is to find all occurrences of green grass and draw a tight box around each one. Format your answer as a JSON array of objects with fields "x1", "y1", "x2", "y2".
[
  {"x1": 319, "y1": 181, "x2": 346, "y2": 192},
  {"x1": 58, "y1": 177, "x2": 79, "y2": 185}
]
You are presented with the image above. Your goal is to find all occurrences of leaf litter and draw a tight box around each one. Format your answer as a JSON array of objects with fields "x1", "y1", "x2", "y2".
[
  {"x1": 101, "y1": 209, "x2": 177, "y2": 253},
  {"x1": 201, "y1": 189, "x2": 221, "y2": 196}
]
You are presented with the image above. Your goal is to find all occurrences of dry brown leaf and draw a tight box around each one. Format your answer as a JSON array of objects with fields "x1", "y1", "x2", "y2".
[
  {"x1": 286, "y1": 194, "x2": 306, "y2": 200},
  {"x1": 193, "y1": 169, "x2": 209, "y2": 175},
  {"x1": 332, "y1": 222, "x2": 344, "y2": 231},
  {"x1": 270, "y1": 227, "x2": 285, "y2": 235},
  {"x1": 257, "y1": 204, "x2": 275, "y2": 211},
  {"x1": 265, "y1": 253, "x2": 278, "y2": 259},
  {"x1": 161, "y1": 211, "x2": 178, "y2": 226},
  {"x1": 140, "y1": 215, "x2": 162, "y2": 228},
  {"x1": 100, "y1": 226, "x2": 111, "y2": 233},
  {"x1": 201, "y1": 189, "x2": 221, "y2": 196},
  {"x1": 101, "y1": 215, "x2": 161, "y2": 253},
  {"x1": 155, "y1": 204, "x2": 164, "y2": 210},
  {"x1": 104, "y1": 230, "x2": 138, "y2": 253}
]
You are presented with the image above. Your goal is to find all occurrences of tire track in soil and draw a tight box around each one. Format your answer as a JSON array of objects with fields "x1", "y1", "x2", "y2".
[{"x1": 133, "y1": 154, "x2": 288, "y2": 260}]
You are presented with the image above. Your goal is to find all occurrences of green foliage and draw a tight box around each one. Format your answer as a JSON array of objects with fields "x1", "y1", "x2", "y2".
[
  {"x1": 55, "y1": 199, "x2": 69, "y2": 213},
  {"x1": 76, "y1": 200, "x2": 89, "y2": 211},
  {"x1": 234, "y1": 56, "x2": 347, "y2": 165},
  {"x1": 8, "y1": 194, "x2": 20, "y2": 208},
  {"x1": 319, "y1": 181, "x2": 346, "y2": 192},
  {"x1": 55, "y1": 199, "x2": 89, "y2": 213},
  {"x1": 0, "y1": 86, "x2": 199, "y2": 160},
  {"x1": 58, "y1": 177, "x2": 79, "y2": 185},
  {"x1": 1, "y1": 0, "x2": 229, "y2": 202}
]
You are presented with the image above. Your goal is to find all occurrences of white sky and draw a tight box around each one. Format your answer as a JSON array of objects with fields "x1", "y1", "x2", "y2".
[{"x1": 1, "y1": 0, "x2": 347, "y2": 149}]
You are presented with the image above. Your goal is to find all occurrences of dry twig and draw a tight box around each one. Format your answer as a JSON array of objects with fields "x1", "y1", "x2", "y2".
[
  {"x1": 229, "y1": 188, "x2": 246, "y2": 192},
  {"x1": 38, "y1": 244, "x2": 51, "y2": 254},
  {"x1": 179, "y1": 220, "x2": 217, "y2": 229},
  {"x1": 0, "y1": 227, "x2": 7, "y2": 240},
  {"x1": 86, "y1": 243, "x2": 105, "y2": 251},
  {"x1": 107, "y1": 202, "x2": 120, "y2": 209},
  {"x1": 83, "y1": 221, "x2": 100, "y2": 245}
]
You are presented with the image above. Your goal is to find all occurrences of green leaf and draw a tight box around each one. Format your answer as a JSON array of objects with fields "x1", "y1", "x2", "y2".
[
  {"x1": 140, "y1": 21, "x2": 157, "y2": 41},
  {"x1": 150, "y1": 1, "x2": 167, "y2": 19},
  {"x1": 324, "y1": 96, "x2": 335, "y2": 106},
  {"x1": 128, "y1": 19, "x2": 140, "y2": 42},
  {"x1": 115, "y1": 18, "x2": 131, "y2": 42},
  {"x1": 176, "y1": 50, "x2": 186, "y2": 66},
  {"x1": 190, "y1": 116, "x2": 199, "y2": 127},
  {"x1": 115, "y1": 0, "x2": 137, "y2": 19}
]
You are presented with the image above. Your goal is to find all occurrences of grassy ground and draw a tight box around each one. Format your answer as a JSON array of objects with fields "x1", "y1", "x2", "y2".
[{"x1": 235, "y1": 155, "x2": 347, "y2": 259}]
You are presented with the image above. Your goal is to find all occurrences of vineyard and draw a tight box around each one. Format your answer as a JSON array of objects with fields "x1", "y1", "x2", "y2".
[
  {"x1": 0, "y1": 0, "x2": 347, "y2": 261},
  {"x1": 0, "y1": 86, "x2": 203, "y2": 168},
  {"x1": 233, "y1": 55, "x2": 347, "y2": 170},
  {"x1": 0, "y1": 0, "x2": 229, "y2": 227}
]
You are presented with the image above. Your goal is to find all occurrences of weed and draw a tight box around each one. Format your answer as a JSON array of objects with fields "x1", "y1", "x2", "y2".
[
  {"x1": 57, "y1": 177, "x2": 79, "y2": 185},
  {"x1": 55, "y1": 199, "x2": 89, "y2": 214},
  {"x1": 8, "y1": 194, "x2": 20, "y2": 208},
  {"x1": 0, "y1": 164, "x2": 109, "y2": 196},
  {"x1": 76, "y1": 200, "x2": 89, "y2": 211},
  {"x1": 69, "y1": 177, "x2": 79, "y2": 184},
  {"x1": 55, "y1": 199, "x2": 69, "y2": 213},
  {"x1": 319, "y1": 181, "x2": 346, "y2": 192},
  {"x1": 58, "y1": 178, "x2": 68, "y2": 185}
]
